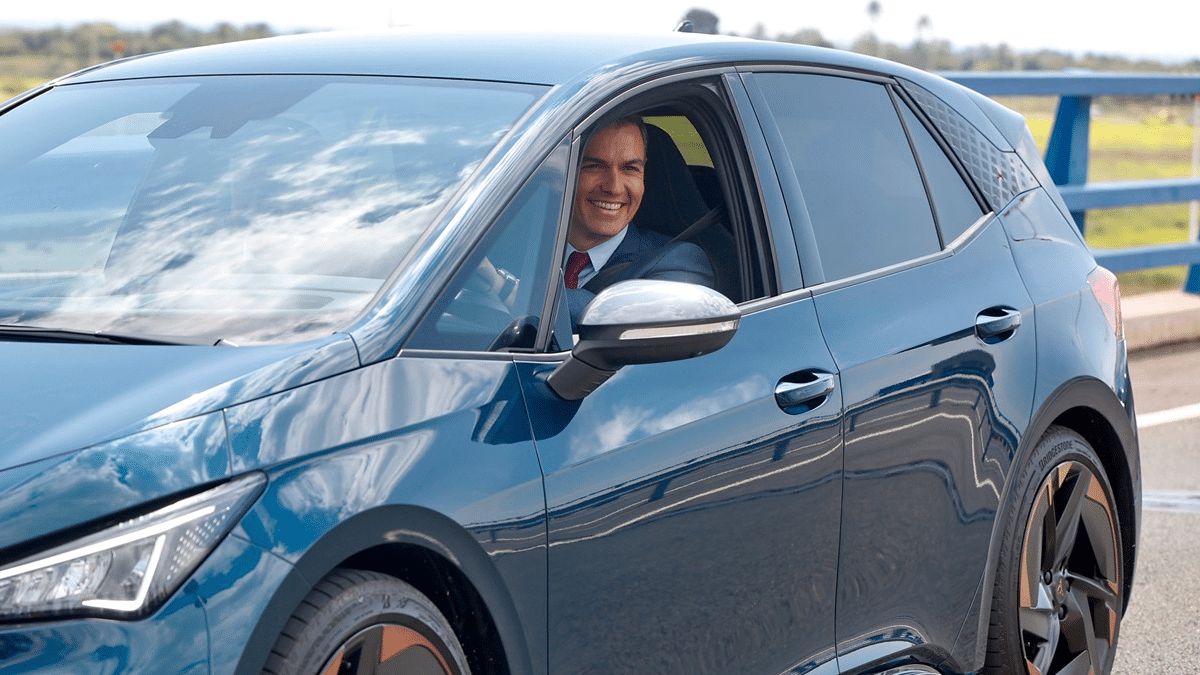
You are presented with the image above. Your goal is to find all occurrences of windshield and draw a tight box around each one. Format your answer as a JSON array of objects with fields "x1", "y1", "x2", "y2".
[{"x1": 0, "y1": 75, "x2": 543, "y2": 344}]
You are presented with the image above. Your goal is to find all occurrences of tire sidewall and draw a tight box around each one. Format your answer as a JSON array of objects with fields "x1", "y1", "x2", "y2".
[{"x1": 265, "y1": 569, "x2": 470, "y2": 675}]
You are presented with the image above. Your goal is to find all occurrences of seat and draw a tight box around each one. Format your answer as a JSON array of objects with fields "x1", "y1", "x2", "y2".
[{"x1": 634, "y1": 123, "x2": 740, "y2": 302}]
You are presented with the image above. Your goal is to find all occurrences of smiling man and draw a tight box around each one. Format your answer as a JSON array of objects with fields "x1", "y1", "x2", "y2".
[{"x1": 563, "y1": 116, "x2": 716, "y2": 325}]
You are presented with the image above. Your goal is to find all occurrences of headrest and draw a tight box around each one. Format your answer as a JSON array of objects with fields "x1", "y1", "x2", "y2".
[{"x1": 633, "y1": 123, "x2": 712, "y2": 238}]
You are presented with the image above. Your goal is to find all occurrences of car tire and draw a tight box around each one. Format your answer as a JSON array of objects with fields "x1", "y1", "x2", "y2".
[
  {"x1": 262, "y1": 567, "x2": 471, "y2": 675},
  {"x1": 984, "y1": 425, "x2": 1124, "y2": 675}
]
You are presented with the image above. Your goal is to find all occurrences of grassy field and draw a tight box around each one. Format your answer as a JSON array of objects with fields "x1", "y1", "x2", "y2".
[
  {"x1": 0, "y1": 56, "x2": 83, "y2": 99},
  {"x1": 1003, "y1": 96, "x2": 1200, "y2": 295}
]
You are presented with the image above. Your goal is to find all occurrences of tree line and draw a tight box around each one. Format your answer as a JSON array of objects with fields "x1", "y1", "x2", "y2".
[
  {"x1": 0, "y1": 21, "x2": 276, "y2": 62},
  {"x1": 682, "y1": 7, "x2": 1200, "y2": 73},
  {"x1": 0, "y1": 21, "x2": 279, "y2": 97}
]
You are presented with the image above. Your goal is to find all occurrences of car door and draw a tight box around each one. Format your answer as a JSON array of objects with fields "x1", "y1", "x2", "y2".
[
  {"x1": 742, "y1": 70, "x2": 1037, "y2": 670},
  {"x1": 515, "y1": 77, "x2": 845, "y2": 675}
]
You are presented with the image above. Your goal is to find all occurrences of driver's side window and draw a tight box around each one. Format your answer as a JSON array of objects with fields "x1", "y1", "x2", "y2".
[{"x1": 405, "y1": 143, "x2": 566, "y2": 352}]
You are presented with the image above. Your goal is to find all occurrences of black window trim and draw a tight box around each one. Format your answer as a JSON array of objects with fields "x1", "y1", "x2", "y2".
[
  {"x1": 723, "y1": 71, "x2": 803, "y2": 293},
  {"x1": 533, "y1": 136, "x2": 579, "y2": 354},
  {"x1": 738, "y1": 70, "x2": 827, "y2": 288},
  {"x1": 887, "y1": 84, "x2": 946, "y2": 250}
]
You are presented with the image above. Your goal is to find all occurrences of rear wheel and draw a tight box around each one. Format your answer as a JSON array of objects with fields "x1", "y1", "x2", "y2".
[
  {"x1": 263, "y1": 568, "x2": 470, "y2": 675},
  {"x1": 986, "y1": 426, "x2": 1124, "y2": 675}
]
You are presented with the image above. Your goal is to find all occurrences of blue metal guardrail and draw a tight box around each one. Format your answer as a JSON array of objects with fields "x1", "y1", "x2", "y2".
[{"x1": 942, "y1": 72, "x2": 1200, "y2": 292}]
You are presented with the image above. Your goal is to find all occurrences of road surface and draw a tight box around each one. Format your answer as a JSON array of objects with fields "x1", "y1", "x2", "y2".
[{"x1": 1113, "y1": 343, "x2": 1200, "y2": 674}]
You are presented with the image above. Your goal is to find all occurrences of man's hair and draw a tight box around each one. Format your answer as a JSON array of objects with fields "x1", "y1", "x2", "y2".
[{"x1": 602, "y1": 114, "x2": 649, "y2": 152}]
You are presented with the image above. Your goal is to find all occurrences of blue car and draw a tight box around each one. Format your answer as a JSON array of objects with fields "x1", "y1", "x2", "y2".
[{"x1": 0, "y1": 29, "x2": 1139, "y2": 675}]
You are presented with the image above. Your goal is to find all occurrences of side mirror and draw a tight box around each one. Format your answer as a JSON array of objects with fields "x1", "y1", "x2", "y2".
[{"x1": 546, "y1": 280, "x2": 740, "y2": 401}]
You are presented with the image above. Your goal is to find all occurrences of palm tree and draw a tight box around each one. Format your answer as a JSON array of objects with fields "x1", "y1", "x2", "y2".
[
  {"x1": 866, "y1": 1, "x2": 882, "y2": 56},
  {"x1": 915, "y1": 14, "x2": 931, "y2": 43},
  {"x1": 915, "y1": 14, "x2": 931, "y2": 68}
]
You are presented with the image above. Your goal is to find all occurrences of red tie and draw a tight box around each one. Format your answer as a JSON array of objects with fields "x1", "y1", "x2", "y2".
[{"x1": 564, "y1": 251, "x2": 590, "y2": 290}]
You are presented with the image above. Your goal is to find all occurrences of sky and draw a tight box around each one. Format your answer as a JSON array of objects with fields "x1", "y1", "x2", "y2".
[{"x1": 3, "y1": 0, "x2": 1198, "y2": 64}]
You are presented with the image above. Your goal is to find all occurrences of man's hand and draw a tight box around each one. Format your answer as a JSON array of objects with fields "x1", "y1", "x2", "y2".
[{"x1": 467, "y1": 257, "x2": 519, "y2": 307}]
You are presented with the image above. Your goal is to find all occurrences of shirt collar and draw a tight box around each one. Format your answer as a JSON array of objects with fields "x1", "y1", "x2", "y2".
[{"x1": 567, "y1": 226, "x2": 628, "y2": 284}]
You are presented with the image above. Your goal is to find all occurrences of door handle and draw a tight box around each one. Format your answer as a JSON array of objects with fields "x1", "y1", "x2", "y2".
[
  {"x1": 775, "y1": 371, "x2": 836, "y2": 415},
  {"x1": 975, "y1": 307, "x2": 1022, "y2": 343}
]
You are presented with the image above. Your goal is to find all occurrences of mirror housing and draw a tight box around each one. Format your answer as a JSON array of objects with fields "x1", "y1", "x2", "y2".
[{"x1": 546, "y1": 280, "x2": 740, "y2": 401}]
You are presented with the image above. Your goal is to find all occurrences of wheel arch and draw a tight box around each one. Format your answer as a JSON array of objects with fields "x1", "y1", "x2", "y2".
[
  {"x1": 1001, "y1": 375, "x2": 1138, "y2": 603},
  {"x1": 1052, "y1": 406, "x2": 1139, "y2": 607},
  {"x1": 949, "y1": 374, "x2": 1139, "y2": 671},
  {"x1": 1034, "y1": 377, "x2": 1139, "y2": 604},
  {"x1": 234, "y1": 504, "x2": 535, "y2": 675}
]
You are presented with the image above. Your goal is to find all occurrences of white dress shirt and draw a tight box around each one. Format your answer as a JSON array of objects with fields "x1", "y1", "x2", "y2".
[{"x1": 566, "y1": 226, "x2": 629, "y2": 288}]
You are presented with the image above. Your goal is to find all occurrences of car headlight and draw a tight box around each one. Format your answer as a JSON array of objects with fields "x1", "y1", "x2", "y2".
[{"x1": 0, "y1": 473, "x2": 265, "y2": 622}]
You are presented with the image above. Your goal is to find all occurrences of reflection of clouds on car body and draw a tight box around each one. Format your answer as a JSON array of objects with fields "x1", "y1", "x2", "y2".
[{"x1": 567, "y1": 374, "x2": 765, "y2": 463}]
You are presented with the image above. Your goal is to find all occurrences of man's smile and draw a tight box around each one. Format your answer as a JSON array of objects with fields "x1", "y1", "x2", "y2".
[{"x1": 588, "y1": 199, "x2": 625, "y2": 211}]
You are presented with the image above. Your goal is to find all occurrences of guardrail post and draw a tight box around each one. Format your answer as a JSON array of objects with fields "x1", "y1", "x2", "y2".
[
  {"x1": 1185, "y1": 266, "x2": 1200, "y2": 294},
  {"x1": 1045, "y1": 95, "x2": 1093, "y2": 234},
  {"x1": 1188, "y1": 95, "x2": 1200, "y2": 294}
]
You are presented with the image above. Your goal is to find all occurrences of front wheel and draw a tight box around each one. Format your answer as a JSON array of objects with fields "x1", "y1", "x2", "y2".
[
  {"x1": 263, "y1": 568, "x2": 470, "y2": 675},
  {"x1": 985, "y1": 426, "x2": 1124, "y2": 675}
]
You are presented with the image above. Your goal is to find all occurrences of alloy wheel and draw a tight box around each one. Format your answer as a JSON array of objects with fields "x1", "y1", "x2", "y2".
[
  {"x1": 321, "y1": 624, "x2": 457, "y2": 675},
  {"x1": 1019, "y1": 460, "x2": 1122, "y2": 675}
]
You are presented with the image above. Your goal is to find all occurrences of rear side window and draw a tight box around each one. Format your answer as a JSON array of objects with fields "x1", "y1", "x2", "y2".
[
  {"x1": 897, "y1": 102, "x2": 985, "y2": 245},
  {"x1": 753, "y1": 73, "x2": 940, "y2": 282}
]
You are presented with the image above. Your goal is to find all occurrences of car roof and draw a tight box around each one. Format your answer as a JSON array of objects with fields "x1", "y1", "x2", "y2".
[
  {"x1": 65, "y1": 29, "x2": 916, "y2": 87},
  {"x1": 59, "y1": 28, "x2": 1018, "y2": 154},
  {"x1": 43, "y1": 27, "x2": 1023, "y2": 360}
]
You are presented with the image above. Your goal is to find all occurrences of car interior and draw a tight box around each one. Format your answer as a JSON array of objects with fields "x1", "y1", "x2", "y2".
[
  {"x1": 609, "y1": 91, "x2": 774, "y2": 307},
  {"x1": 633, "y1": 119, "x2": 739, "y2": 302}
]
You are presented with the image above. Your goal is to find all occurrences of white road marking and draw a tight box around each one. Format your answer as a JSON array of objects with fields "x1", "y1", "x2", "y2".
[
  {"x1": 1138, "y1": 402, "x2": 1200, "y2": 429},
  {"x1": 1143, "y1": 490, "x2": 1200, "y2": 514}
]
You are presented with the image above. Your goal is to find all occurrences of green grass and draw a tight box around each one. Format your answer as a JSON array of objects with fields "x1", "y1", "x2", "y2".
[
  {"x1": 0, "y1": 75, "x2": 48, "y2": 100},
  {"x1": 0, "y1": 54, "x2": 76, "y2": 99}
]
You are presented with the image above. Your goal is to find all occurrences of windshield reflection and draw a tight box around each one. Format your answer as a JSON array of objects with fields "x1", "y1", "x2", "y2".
[{"x1": 0, "y1": 75, "x2": 541, "y2": 344}]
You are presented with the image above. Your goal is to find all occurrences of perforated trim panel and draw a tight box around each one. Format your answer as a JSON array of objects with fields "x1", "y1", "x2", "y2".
[{"x1": 899, "y1": 78, "x2": 1039, "y2": 211}]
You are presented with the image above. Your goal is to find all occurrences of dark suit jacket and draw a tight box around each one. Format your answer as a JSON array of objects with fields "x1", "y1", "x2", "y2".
[{"x1": 565, "y1": 225, "x2": 716, "y2": 326}]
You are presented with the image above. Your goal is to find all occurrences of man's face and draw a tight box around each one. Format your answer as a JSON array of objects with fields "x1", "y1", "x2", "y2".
[{"x1": 568, "y1": 122, "x2": 646, "y2": 251}]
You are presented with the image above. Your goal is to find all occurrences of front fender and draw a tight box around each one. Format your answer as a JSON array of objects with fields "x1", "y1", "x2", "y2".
[{"x1": 231, "y1": 504, "x2": 539, "y2": 675}]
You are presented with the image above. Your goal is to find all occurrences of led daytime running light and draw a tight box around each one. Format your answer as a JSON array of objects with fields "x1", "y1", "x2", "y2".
[
  {"x1": 0, "y1": 506, "x2": 212, "y2": 583},
  {"x1": 83, "y1": 534, "x2": 165, "y2": 612},
  {"x1": 0, "y1": 473, "x2": 264, "y2": 621}
]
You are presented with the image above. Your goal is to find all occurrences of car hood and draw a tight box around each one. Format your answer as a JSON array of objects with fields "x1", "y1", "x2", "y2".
[
  {"x1": 0, "y1": 335, "x2": 360, "y2": 472},
  {"x1": 0, "y1": 335, "x2": 360, "y2": 546}
]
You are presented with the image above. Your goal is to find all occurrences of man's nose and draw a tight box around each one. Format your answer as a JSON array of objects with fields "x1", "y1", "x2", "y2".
[{"x1": 597, "y1": 166, "x2": 622, "y2": 192}]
